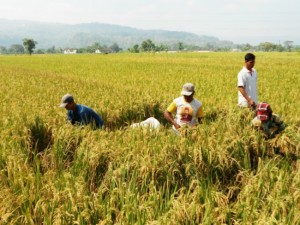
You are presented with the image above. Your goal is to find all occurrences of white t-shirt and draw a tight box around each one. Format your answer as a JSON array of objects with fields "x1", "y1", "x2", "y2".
[
  {"x1": 167, "y1": 96, "x2": 203, "y2": 127},
  {"x1": 237, "y1": 66, "x2": 258, "y2": 106}
]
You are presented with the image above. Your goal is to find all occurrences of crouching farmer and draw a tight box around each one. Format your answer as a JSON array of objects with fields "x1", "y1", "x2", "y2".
[
  {"x1": 164, "y1": 83, "x2": 203, "y2": 135},
  {"x1": 251, "y1": 102, "x2": 284, "y2": 139},
  {"x1": 59, "y1": 94, "x2": 104, "y2": 129}
]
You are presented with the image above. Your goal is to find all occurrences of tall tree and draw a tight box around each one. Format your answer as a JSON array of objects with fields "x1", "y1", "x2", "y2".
[
  {"x1": 259, "y1": 42, "x2": 276, "y2": 52},
  {"x1": 128, "y1": 44, "x2": 139, "y2": 53},
  {"x1": 23, "y1": 38, "x2": 37, "y2": 55},
  {"x1": 156, "y1": 44, "x2": 169, "y2": 52},
  {"x1": 178, "y1": 42, "x2": 184, "y2": 51},
  {"x1": 141, "y1": 39, "x2": 156, "y2": 52},
  {"x1": 242, "y1": 43, "x2": 252, "y2": 51},
  {"x1": 110, "y1": 43, "x2": 120, "y2": 52}
]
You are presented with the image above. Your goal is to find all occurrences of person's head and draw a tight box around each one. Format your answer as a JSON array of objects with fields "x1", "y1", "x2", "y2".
[
  {"x1": 256, "y1": 102, "x2": 273, "y2": 123},
  {"x1": 244, "y1": 53, "x2": 255, "y2": 70},
  {"x1": 59, "y1": 94, "x2": 76, "y2": 110},
  {"x1": 181, "y1": 83, "x2": 195, "y2": 102}
]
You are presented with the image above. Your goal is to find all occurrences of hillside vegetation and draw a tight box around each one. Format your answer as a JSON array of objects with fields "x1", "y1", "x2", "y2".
[
  {"x1": 0, "y1": 19, "x2": 221, "y2": 49},
  {"x1": 0, "y1": 52, "x2": 299, "y2": 224}
]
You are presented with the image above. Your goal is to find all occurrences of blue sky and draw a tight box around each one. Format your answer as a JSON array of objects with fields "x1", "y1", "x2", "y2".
[{"x1": 1, "y1": 0, "x2": 299, "y2": 44}]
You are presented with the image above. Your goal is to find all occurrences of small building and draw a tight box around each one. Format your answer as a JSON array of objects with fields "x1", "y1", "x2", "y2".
[
  {"x1": 231, "y1": 48, "x2": 242, "y2": 52},
  {"x1": 95, "y1": 48, "x2": 113, "y2": 54},
  {"x1": 64, "y1": 49, "x2": 77, "y2": 54}
]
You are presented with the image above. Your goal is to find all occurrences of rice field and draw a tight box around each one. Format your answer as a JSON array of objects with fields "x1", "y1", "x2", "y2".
[{"x1": 0, "y1": 52, "x2": 300, "y2": 224}]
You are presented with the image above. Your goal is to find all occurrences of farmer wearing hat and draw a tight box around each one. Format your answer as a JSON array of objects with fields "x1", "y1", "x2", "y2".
[
  {"x1": 164, "y1": 83, "x2": 203, "y2": 134},
  {"x1": 59, "y1": 94, "x2": 104, "y2": 129},
  {"x1": 238, "y1": 53, "x2": 258, "y2": 109}
]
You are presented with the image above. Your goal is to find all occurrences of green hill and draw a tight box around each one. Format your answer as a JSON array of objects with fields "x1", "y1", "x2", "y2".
[{"x1": 0, "y1": 19, "x2": 233, "y2": 49}]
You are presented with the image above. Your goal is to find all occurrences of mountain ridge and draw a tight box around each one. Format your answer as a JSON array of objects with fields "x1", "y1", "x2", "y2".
[{"x1": 0, "y1": 18, "x2": 233, "y2": 49}]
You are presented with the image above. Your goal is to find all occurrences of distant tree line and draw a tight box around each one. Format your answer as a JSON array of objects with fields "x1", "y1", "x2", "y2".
[
  {"x1": 0, "y1": 38, "x2": 299, "y2": 55},
  {"x1": 0, "y1": 40, "x2": 122, "y2": 55},
  {"x1": 235, "y1": 41, "x2": 295, "y2": 52},
  {"x1": 128, "y1": 40, "x2": 298, "y2": 53}
]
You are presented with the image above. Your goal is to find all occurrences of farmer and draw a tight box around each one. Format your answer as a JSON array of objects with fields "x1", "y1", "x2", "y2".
[
  {"x1": 59, "y1": 94, "x2": 104, "y2": 129},
  {"x1": 238, "y1": 53, "x2": 258, "y2": 109},
  {"x1": 164, "y1": 83, "x2": 203, "y2": 134},
  {"x1": 251, "y1": 102, "x2": 284, "y2": 139}
]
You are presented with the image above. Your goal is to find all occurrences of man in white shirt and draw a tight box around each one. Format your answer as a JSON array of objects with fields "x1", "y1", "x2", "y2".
[
  {"x1": 237, "y1": 53, "x2": 258, "y2": 109},
  {"x1": 164, "y1": 83, "x2": 203, "y2": 133}
]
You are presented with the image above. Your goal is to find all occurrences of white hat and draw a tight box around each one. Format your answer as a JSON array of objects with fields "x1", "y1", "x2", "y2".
[{"x1": 181, "y1": 83, "x2": 195, "y2": 96}]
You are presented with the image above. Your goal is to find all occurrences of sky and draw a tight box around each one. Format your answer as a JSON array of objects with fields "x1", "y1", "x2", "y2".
[{"x1": 0, "y1": 0, "x2": 299, "y2": 45}]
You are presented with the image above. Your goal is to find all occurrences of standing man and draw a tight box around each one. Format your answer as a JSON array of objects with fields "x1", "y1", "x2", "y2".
[
  {"x1": 238, "y1": 53, "x2": 258, "y2": 109},
  {"x1": 59, "y1": 94, "x2": 104, "y2": 129},
  {"x1": 164, "y1": 83, "x2": 203, "y2": 133}
]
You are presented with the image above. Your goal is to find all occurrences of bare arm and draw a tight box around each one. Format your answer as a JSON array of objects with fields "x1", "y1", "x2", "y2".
[
  {"x1": 164, "y1": 110, "x2": 181, "y2": 129},
  {"x1": 238, "y1": 86, "x2": 256, "y2": 107}
]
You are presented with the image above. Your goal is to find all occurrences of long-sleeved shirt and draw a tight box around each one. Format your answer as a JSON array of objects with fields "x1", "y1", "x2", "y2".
[{"x1": 67, "y1": 104, "x2": 104, "y2": 129}]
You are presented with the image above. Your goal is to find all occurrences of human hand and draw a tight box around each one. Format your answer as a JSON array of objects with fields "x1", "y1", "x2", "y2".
[
  {"x1": 174, "y1": 123, "x2": 181, "y2": 130},
  {"x1": 248, "y1": 99, "x2": 256, "y2": 109}
]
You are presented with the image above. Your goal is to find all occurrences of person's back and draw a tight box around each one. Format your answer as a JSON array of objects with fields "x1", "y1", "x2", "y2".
[
  {"x1": 67, "y1": 104, "x2": 104, "y2": 128},
  {"x1": 60, "y1": 94, "x2": 104, "y2": 129}
]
